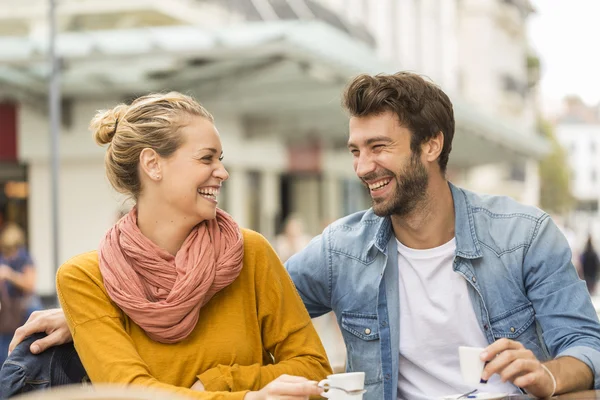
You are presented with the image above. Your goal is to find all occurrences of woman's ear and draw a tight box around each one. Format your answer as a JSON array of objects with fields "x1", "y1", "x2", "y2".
[{"x1": 139, "y1": 148, "x2": 162, "y2": 181}]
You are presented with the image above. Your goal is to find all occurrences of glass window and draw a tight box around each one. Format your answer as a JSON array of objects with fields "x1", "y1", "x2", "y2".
[
  {"x1": 508, "y1": 162, "x2": 526, "y2": 182},
  {"x1": 576, "y1": 199, "x2": 599, "y2": 212}
]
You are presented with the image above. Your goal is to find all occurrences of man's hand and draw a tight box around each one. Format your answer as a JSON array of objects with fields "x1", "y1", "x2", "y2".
[
  {"x1": 8, "y1": 308, "x2": 73, "y2": 355},
  {"x1": 244, "y1": 375, "x2": 323, "y2": 400},
  {"x1": 481, "y1": 338, "x2": 555, "y2": 398}
]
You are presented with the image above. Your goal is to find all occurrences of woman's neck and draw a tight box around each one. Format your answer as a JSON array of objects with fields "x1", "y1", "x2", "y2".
[{"x1": 135, "y1": 199, "x2": 199, "y2": 256}]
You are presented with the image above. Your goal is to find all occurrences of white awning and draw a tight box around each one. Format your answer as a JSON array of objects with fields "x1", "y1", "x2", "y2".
[{"x1": 0, "y1": 19, "x2": 548, "y2": 165}]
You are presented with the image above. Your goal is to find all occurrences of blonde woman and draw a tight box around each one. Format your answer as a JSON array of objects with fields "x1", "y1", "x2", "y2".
[{"x1": 48, "y1": 93, "x2": 330, "y2": 399}]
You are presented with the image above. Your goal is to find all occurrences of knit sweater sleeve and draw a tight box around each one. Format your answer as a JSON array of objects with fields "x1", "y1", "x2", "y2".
[
  {"x1": 56, "y1": 251, "x2": 248, "y2": 400},
  {"x1": 197, "y1": 230, "x2": 332, "y2": 392}
]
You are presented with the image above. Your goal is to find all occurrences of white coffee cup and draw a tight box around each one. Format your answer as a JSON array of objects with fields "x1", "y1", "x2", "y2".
[
  {"x1": 318, "y1": 372, "x2": 366, "y2": 399},
  {"x1": 458, "y1": 346, "x2": 487, "y2": 385}
]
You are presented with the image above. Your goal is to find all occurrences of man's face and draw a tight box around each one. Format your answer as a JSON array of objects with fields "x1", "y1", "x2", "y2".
[{"x1": 348, "y1": 111, "x2": 429, "y2": 217}]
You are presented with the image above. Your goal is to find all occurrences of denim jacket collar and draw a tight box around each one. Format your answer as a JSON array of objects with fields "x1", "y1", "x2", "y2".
[
  {"x1": 373, "y1": 216, "x2": 393, "y2": 255},
  {"x1": 450, "y1": 182, "x2": 483, "y2": 259},
  {"x1": 370, "y1": 181, "x2": 483, "y2": 259}
]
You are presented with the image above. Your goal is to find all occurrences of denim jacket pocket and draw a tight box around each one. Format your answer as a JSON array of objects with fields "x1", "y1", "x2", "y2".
[
  {"x1": 490, "y1": 304, "x2": 535, "y2": 339},
  {"x1": 341, "y1": 312, "x2": 380, "y2": 340},
  {"x1": 340, "y1": 312, "x2": 383, "y2": 386}
]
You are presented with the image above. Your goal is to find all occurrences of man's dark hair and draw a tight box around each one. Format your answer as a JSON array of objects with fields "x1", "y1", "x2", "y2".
[{"x1": 342, "y1": 72, "x2": 455, "y2": 174}]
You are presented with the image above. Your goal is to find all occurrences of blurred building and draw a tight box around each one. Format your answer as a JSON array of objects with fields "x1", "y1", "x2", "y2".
[
  {"x1": 555, "y1": 97, "x2": 600, "y2": 251},
  {"x1": 453, "y1": 0, "x2": 542, "y2": 205},
  {"x1": 320, "y1": 0, "x2": 544, "y2": 205},
  {"x1": 0, "y1": 0, "x2": 547, "y2": 299}
]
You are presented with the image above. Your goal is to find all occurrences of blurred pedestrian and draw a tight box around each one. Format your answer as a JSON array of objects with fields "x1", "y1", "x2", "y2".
[
  {"x1": 580, "y1": 235, "x2": 600, "y2": 295},
  {"x1": 274, "y1": 214, "x2": 312, "y2": 263},
  {"x1": 0, "y1": 223, "x2": 37, "y2": 365},
  {"x1": 0, "y1": 204, "x2": 7, "y2": 235}
]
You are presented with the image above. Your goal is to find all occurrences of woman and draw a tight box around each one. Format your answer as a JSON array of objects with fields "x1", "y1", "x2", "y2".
[
  {"x1": 580, "y1": 235, "x2": 600, "y2": 295},
  {"x1": 54, "y1": 92, "x2": 330, "y2": 399},
  {"x1": 274, "y1": 214, "x2": 312, "y2": 263},
  {"x1": 0, "y1": 223, "x2": 38, "y2": 365}
]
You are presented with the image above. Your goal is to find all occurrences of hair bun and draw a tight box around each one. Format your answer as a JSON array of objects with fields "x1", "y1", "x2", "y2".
[{"x1": 90, "y1": 104, "x2": 128, "y2": 145}]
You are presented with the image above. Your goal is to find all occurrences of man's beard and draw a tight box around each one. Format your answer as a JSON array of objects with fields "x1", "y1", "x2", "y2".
[{"x1": 367, "y1": 154, "x2": 429, "y2": 217}]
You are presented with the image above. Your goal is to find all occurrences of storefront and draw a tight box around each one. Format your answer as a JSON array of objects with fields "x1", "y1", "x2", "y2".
[{"x1": 0, "y1": 103, "x2": 28, "y2": 237}]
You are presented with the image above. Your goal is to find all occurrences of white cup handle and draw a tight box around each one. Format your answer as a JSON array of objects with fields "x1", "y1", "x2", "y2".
[{"x1": 318, "y1": 379, "x2": 331, "y2": 398}]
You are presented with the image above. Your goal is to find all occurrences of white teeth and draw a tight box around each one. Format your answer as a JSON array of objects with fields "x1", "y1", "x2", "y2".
[
  {"x1": 369, "y1": 180, "x2": 391, "y2": 190},
  {"x1": 198, "y1": 187, "x2": 219, "y2": 198}
]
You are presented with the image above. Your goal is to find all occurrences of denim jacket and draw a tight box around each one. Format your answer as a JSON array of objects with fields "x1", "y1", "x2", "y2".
[{"x1": 286, "y1": 183, "x2": 600, "y2": 400}]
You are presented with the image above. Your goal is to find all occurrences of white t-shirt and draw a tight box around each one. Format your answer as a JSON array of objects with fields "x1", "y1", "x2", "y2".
[{"x1": 396, "y1": 238, "x2": 519, "y2": 400}]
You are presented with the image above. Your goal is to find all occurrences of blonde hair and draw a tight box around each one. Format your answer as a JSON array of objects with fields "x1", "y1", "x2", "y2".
[
  {"x1": 0, "y1": 223, "x2": 25, "y2": 253},
  {"x1": 90, "y1": 92, "x2": 214, "y2": 198}
]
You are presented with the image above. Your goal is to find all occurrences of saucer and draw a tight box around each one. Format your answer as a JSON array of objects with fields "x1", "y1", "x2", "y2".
[{"x1": 442, "y1": 392, "x2": 509, "y2": 400}]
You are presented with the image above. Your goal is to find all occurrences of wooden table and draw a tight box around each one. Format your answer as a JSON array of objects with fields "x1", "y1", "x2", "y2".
[
  {"x1": 13, "y1": 384, "x2": 194, "y2": 400},
  {"x1": 13, "y1": 386, "x2": 600, "y2": 399},
  {"x1": 555, "y1": 392, "x2": 600, "y2": 399},
  {"x1": 509, "y1": 391, "x2": 600, "y2": 399}
]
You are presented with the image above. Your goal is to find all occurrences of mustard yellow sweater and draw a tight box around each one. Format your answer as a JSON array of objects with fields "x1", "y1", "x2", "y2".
[{"x1": 56, "y1": 229, "x2": 332, "y2": 400}]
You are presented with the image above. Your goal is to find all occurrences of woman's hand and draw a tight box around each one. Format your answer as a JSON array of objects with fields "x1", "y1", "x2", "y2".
[
  {"x1": 8, "y1": 308, "x2": 73, "y2": 355},
  {"x1": 244, "y1": 375, "x2": 322, "y2": 400},
  {"x1": 0, "y1": 264, "x2": 12, "y2": 281}
]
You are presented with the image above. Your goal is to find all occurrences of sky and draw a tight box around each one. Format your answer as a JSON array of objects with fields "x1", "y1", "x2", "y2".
[{"x1": 528, "y1": 0, "x2": 600, "y2": 113}]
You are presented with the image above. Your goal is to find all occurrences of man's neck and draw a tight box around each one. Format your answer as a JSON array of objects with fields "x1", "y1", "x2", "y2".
[{"x1": 390, "y1": 179, "x2": 455, "y2": 250}]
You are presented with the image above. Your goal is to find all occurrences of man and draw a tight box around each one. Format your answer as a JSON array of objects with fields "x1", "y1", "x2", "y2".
[{"x1": 6, "y1": 73, "x2": 600, "y2": 399}]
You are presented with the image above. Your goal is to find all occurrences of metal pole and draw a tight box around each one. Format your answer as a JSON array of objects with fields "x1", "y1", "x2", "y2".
[{"x1": 49, "y1": 0, "x2": 61, "y2": 277}]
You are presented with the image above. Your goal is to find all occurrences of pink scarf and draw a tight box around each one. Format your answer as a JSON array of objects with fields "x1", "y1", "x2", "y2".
[{"x1": 98, "y1": 207, "x2": 244, "y2": 343}]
